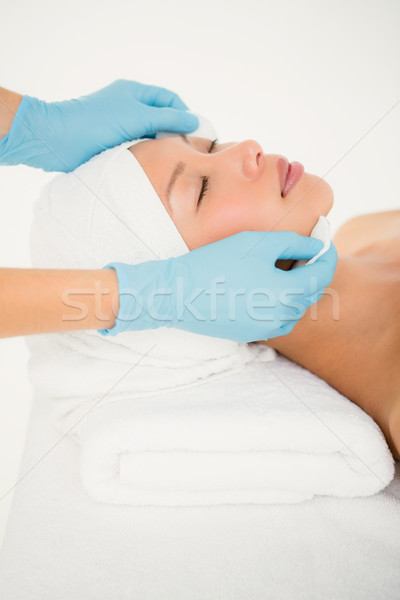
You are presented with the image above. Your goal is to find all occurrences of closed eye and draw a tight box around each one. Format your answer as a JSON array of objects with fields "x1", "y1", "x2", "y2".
[{"x1": 197, "y1": 138, "x2": 218, "y2": 207}]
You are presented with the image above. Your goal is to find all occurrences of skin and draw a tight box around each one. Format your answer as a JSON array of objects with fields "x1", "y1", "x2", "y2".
[
  {"x1": 0, "y1": 268, "x2": 118, "y2": 338},
  {"x1": 129, "y1": 138, "x2": 400, "y2": 461},
  {"x1": 129, "y1": 136, "x2": 334, "y2": 252}
]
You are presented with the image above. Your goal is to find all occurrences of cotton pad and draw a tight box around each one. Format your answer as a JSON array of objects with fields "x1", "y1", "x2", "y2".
[
  {"x1": 292, "y1": 215, "x2": 332, "y2": 269},
  {"x1": 156, "y1": 112, "x2": 217, "y2": 140}
]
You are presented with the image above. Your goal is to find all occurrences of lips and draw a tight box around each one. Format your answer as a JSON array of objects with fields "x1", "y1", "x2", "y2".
[
  {"x1": 277, "y1": 158, "x2": 304, "y2": 197},
  {"x1": 277, "y1": 158, "x2": 289, "y2": 195}
]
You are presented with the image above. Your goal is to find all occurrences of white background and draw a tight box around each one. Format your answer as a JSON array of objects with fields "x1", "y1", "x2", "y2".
[{"x1": 0, "y1": 0, "x2": 399, "y2": 545}]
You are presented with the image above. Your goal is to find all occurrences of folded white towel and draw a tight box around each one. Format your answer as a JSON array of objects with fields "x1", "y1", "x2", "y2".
[
  {"x1": 26, "y1": 141, "x2": 394, "y2": 506},
  {"x1": 78, "y1": 348, "x2": 394, "y2": 506}
]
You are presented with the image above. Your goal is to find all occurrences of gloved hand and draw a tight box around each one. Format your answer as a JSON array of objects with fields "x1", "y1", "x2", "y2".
[
  {"x1": 0, "y1": 80, "x2": 198, "y2": 172},
  {"x1": 99, "y1": 230, "x2": 338, "y2": 343}
]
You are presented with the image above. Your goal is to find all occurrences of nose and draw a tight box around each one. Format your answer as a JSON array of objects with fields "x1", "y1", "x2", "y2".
[{"x1": 227, "y1": 140, "x2": 264, "y2": 180}]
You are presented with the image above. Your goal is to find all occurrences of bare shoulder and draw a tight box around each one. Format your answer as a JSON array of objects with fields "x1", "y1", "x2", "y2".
[{"x1": 333, "y1": 209, "x2": 400, "y2": 256}]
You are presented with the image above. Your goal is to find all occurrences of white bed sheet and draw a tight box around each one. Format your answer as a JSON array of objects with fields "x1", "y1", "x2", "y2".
[{"x1": 0, "y1": 393, "x2": 399, "y2": 600}]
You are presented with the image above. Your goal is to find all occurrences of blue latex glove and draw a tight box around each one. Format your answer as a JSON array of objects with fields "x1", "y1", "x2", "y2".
[
  {"x1": 0, "y1": 80, "x2": 199, "y2": 172},
  {"x1": 99, "y1": 231, "x2": 338, "y2": 343}
]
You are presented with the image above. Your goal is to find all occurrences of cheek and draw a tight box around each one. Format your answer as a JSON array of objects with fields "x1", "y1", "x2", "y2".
[
  {"x1": 182, "y1": 174, "x2": 334, "y2": 251},
  {"x1": 198, "y1": 195, "x2": 284, "y2": 243}
]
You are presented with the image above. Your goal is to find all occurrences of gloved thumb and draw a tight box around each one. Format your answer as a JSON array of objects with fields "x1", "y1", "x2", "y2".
[{"x1": 146, "y1": 106, "x2": 199, "y2": 135}]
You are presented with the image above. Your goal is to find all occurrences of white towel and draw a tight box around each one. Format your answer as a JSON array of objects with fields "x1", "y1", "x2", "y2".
[
  {"x1": 77, "y1": 348, "x2": 394, "y2": 506},
  {"x1": 26, "y1": 141, "x2": 394, "y2": 505}
]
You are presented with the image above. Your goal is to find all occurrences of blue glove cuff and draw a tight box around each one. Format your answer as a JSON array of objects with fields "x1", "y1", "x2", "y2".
[
  {"x1": 98, "y1": 264, "x2": 135, "y2": 337},
  {"x1": 0, "y1": 95, "x2": 39, "y2": 166},
  {"x1": 97, "y1": 261, "x2": 177, "y2": 337}
]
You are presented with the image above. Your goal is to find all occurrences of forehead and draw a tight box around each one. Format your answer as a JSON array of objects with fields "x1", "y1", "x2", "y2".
[{"x1": 130, "y1": 135, "x2": 207, "y2": 161}]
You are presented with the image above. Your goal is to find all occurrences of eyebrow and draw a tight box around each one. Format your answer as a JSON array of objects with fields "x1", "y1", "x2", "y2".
[{"x1": 165, "y1": 136, "x2": 190, "y2": 207}]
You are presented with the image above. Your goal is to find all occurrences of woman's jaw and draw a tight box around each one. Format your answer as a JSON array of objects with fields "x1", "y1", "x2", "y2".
[{"x1": 129, "y1": 136, "x2": 334, "y2": 251}]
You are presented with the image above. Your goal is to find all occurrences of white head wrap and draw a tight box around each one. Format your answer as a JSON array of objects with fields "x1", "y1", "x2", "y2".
[{"x1": 27, "y1": 141, "x2": 263, "y2": 438}]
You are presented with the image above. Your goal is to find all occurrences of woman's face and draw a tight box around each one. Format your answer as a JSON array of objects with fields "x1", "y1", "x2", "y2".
[{"x1": 129, "y1": 135, "x2": 334, "y2": 251}]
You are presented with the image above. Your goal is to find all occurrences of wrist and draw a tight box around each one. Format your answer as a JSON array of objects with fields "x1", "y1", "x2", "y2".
[
  {"x1": 0, "y1": 95, "x2": 53, "y2": 169},
  {"x1": 98, "y1": 260, "x2": 172, "y2": 336},
  {"x1": 0, "y1": 88, "x2": 23, "y2": 139}
]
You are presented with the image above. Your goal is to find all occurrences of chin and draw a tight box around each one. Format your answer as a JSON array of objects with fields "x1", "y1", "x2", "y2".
[{"x1": 307, "y1": 173, "x2": 334, "y2": 216}]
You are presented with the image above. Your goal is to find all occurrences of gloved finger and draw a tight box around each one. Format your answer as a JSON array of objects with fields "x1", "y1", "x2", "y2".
[
  {"x1": 273, "y1": 231, "x2": 324, "y2": 261},
  {"x1": 236, "y1": 231, "x2": 322, "y2": 264},
  {"x1": 294, "y1": 242, "x2": 338, "y2": 290},
  {"x1": 137, "y1": 84, "x2": 190, "y2": 110},
  {"x1": 145, "y1": 106, "x2": 199, "y2": 134}
]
